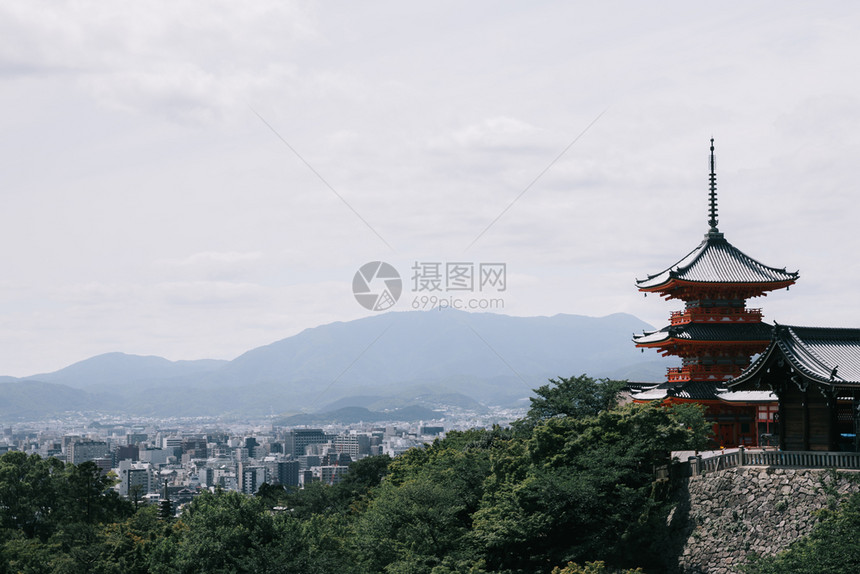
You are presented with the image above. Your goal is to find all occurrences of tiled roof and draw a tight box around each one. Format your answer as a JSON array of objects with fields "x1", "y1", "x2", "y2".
[
  {"x1": 716, "y1": 390, "x2": 776, "y2": 403},
  {"x1": 623, "y1": 381, "x2": 660, "y2": 392},
  {"x1": 669, "y1": 381, "x2": 725, "y2": 401},
  {"x1": 634, "y1": 322, "x2": 773, "y2": 345},
  {"x1": 636, "y1": 233, "x2": 799, "y2": 290},
  {"x1": 631, "y1": 384, "x2": 671, "y2": 401},
  {"x1": 729, "y1": 324, "x2": 860, "y2": 388},
  {"x1": 630, "y1": 380, "x2": 726, "y2": 401}
]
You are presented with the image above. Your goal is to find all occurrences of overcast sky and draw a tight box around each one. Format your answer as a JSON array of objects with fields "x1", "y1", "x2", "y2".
[{"x1": 2, "y1": 1, "x2": 859, "y2": 376}]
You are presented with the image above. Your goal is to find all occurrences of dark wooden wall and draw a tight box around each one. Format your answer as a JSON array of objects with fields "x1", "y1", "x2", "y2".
[{"x1": 779, "y1": 381, "x2": 835, "y2": 451}]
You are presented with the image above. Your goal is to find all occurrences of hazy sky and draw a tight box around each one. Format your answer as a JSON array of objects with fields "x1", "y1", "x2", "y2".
[{"x1": 2, "y1": 1, "x2": 859, "y2": 376}]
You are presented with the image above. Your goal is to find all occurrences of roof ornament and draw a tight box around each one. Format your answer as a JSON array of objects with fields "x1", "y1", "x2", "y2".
[{"x1": 708, "y1": 138, "x2": 719, "y2": 235}]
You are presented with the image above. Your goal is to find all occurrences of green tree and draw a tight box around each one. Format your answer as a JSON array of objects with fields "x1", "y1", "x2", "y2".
[
  {"x1": 1, "y1": 536, "x2": 73, "y2": 574},
  {"x1": 474, "y1": 402, "x2": 710, "y2": 572},
  {"x1": 90, "y1": 505, "x2": 165, "y2": 574},
  {"x1": 0, "y1": 452, "x2": 65, "y2": 541},
  {"x1": 148, "y1": 489, "x2": 307, "y2": 574},
  {"x1": 283, "y1": 454, "x2": 392, "y2": 518},
  {"x1": 357, "y1": 430, "x2": 500, "y2": 573},
  {"x1": 282, "y1": 481, "x2": 339, "y2": 519},
  {"x1": 56, "y1": 461, "x2": 131, "y2": 526},
  {"x1": 357, "y1": 478, "x2": 469, "y2": 572},
  {"x1": 520, "y1": 375, "x2": 627, "y2": 426},
  {"x1": 335, "y1": 454, "x2": 391, "y2": 498},
  {"x1": 0, "y1": 453, "x2": 133, "y2": 573},
  {"x1": 254, "y1": 482, "x2": 288, "y2": 506},
  {"x1": 298, "y1": 513, "x2": 363, "y2": 574}
]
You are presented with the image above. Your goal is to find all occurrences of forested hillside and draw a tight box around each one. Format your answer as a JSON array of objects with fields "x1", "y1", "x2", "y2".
[{"x1": 1, "y1": 376, "x2": 723, "y2": 573}]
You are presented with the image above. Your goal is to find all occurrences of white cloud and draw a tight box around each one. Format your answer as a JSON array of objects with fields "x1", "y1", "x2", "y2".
[
  {"x1": 0, "y1": 1, "x2": 314, "y2": 122},
  {"x1": 431, "y1": 116, "x2": 548, "y2": 153},
  {"x1": 2, "y1": 2, "x2": 860, "y2": 375},
  {"x1": 156, "y1": 281, "x2": 267, "y2": 307},
  {"x1": 156, "y1": 251, "x2": 265, "y2": 281},
  {"x1": 162, "y1": 251, "x2": 263, "y2": 266}
]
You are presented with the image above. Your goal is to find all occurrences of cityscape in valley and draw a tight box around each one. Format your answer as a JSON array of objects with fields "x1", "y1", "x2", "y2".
[
  {"x1": 5, "y1": 3, "x2": 860, "y2": 573},
  {"x1": 2, "y1": 137, "x2": 853, "y2": 518},
  {"x1": 3, "y1": 137, "x2": 860, "y2": 571},
  {"x1": 0, "y1": 307, "x2": 669, "y2": 509},
  {"x1": 0, "y1": 416, "x2": 468, "y2": 502},
  {"x1": 0, "y1": 309, "x2": 650, "y2": 507}
]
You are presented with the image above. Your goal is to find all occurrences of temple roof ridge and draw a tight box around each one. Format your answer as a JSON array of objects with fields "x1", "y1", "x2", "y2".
[
  {"x1": 729, "y1": 324, "x2": 860, "y2": 387},
  {"x1": 636, "y1": 233, "x2": 799, "y2": 289},
  {"x1": 636, "y1": 139, "x2": 799, "y2": 293},
  {"x1": 633, "y1": 321, "x2": 773, "y2": 345}
]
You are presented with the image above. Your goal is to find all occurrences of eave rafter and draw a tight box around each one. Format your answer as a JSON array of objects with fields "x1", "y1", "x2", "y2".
[
  {"x1": 639, "y1": 279, "x2": 796, "y2": 301},
  {"x1": 635, "y1": 340, "x2": 770, "y2": 358}
]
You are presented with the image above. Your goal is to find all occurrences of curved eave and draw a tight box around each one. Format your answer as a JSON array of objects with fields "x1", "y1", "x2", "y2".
[
  {"x1": 727, "y1": 342, "x2": 779, "y2": 388},
  {"x1": 634, "y1": 323, "x2": 774, "y2": 347},
  {"x1": 716, "y1": 390, "x2": 777, "y2": 404},
  {"x1": 782, "y1": 326, "x2": 860, "y2": 384},
  {"x1": 631, "y1": 391, "x2": 669, "y2": 402},
  {"x1": 774, "y1": 332, "x2": 857, "y2": 387},
  {"x1": 637, "y1": 278, "x2": 797, "y2": 297},
  {"x1": 635, "y1": 338, "x2": 770, "y2": 349},
  {"x1": 728, "y1": 327, "x2": 860, "y2": 388},
  {"x1": 635, "y1": 234, "x2": 799, "y2": 294}
]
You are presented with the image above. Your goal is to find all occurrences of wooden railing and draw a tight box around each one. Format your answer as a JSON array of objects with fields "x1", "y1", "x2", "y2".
[
  {"x1": 670, "y1": 307, "x2": 763, "y2": 325},
  {"x1": 687, "y1": 447, "x2": 860, "y2": 477},
  {"x1": 666, "y1": 364, "x2": 743, "y2": 382}
]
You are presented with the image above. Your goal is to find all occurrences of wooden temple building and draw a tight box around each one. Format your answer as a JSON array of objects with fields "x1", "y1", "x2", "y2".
[
  {"x1": 630, "y1": 140, "x2": 799, "y2": 447},
  {"x1": 728, "y1": 325, "x2": 860, "y2": 452}
]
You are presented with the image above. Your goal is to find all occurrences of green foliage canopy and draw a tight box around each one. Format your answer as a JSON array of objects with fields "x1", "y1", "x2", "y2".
[
  {"x1": 474, "y1": 402, "x2": 708, "y2": 572},
  {"x1": 0, "y1": 374, "x2": 714, "y2": 574},
  {"x1": 521, "y1": 375, "x2": 627, "y2": 426}
]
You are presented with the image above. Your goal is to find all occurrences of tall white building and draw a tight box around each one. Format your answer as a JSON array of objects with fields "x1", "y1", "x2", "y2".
[
  {"x1": 118, "y1": 460, "x2": 155, "y2": 498},
  {"x1": 238, "y1": 463, "x2": 267, "y2": 494},
  {"x1": 69, "y1": 440, "x2": 110, "y2": 465}
]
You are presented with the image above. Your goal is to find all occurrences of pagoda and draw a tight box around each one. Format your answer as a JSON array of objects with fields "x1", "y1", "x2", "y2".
[{"x1": 632, "y1": 140, "x2": 799, "y2": 447}]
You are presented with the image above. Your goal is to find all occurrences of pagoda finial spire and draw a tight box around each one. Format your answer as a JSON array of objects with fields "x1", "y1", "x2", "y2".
[{"x1": 708, "y1": 138, "x2": 719, "y2": 234}]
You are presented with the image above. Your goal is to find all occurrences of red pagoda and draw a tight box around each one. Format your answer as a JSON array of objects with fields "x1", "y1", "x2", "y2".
[{"x1": 632, "y1": 140, "x2": 799, "y2": 447}]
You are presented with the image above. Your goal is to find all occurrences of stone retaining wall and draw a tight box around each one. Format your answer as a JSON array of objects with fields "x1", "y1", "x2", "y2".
[{"x1": 664, "y1": 466, "x2": 859, "y2": 573}]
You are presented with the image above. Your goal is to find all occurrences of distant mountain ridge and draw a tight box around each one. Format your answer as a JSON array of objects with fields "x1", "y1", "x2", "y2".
[
  {"x1": 0, "y1": 381, "x2": 99, "y2": 420},
  {"x1": 0, "y1": 310, "x2": 671, "y2": 419},
  {"x1": 31, "y1": 353, "x2": 229, "y2": 390}
]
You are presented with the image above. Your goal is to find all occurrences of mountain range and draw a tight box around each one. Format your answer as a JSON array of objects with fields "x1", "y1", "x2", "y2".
[{"x1": 0, "y1": 310, "x2": 670, "y2": 420}]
